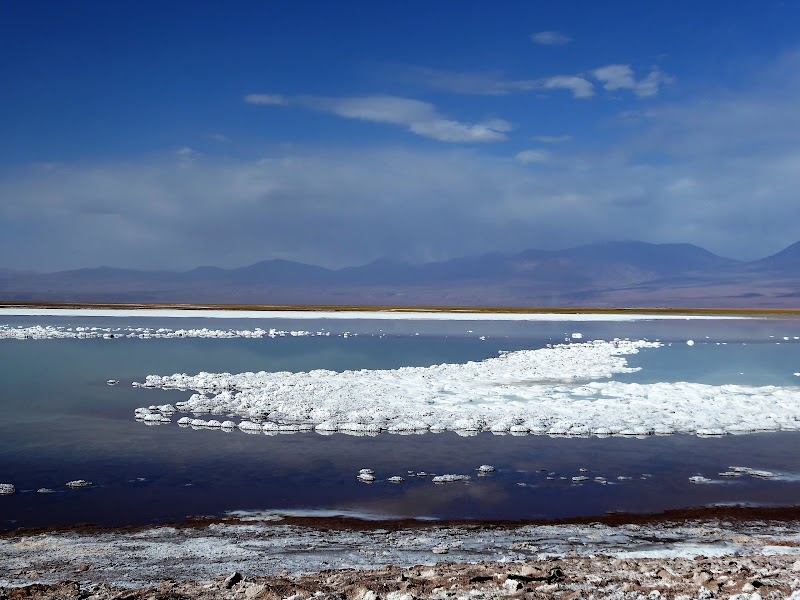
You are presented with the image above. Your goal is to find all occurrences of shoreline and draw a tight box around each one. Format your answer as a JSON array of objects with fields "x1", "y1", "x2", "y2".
[
  {"x1": 2, "y1": 300, "x2": 800, "y2": 317},
  {"x1": 7, "y1": 503, "x2": 800, "y2": 538},
  {"x1": 3, "y1": 505, "x2": 800, "y2": 596}
]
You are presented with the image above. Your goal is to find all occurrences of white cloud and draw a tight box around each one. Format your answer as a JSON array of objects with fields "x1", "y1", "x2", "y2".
[
  {"x1": 301, "y1": 95, "x2": 513, "y2": 143},
  {"x1": 515, "y1": 149, "x2": 550, "y2": 164},
  {"x1": 531, "y1": 31, "x2": 571, "y2": 46},
  {"x1": 592, "y1": 64, "x2": 673, "y2": 98},
  {"x1": 244, "y1": 94, "x2": 287, "y2": 105},
  {"x1": 592, "y1": 64, "x2": 636, "y2": 91},
  {"x1": 539, "y1": 76, "x2": 595, "y2": 99}
]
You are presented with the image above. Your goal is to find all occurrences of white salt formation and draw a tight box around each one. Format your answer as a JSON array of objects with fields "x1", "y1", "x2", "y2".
[
  {"x1": 66, "y1": 480, "x2": 91, "y2": 488},
  {"x1": 357, "y1": 469, "x2": 375, "y2": 482},
  {"x1": 689, "y1": 476, "x2": 713, "y2": 484},
  {"x1": 0, "y1": 325, "x2": 318, "y2": 340},
  {"x1": 132, "y1": 339, "x2": 800, "y2": 437},
  {"x1": 0, "y1": 483, "x2": 15, "y2": 495},
  {"x1": 432, "y1": 474, "x2": 470, "y2": 483}
]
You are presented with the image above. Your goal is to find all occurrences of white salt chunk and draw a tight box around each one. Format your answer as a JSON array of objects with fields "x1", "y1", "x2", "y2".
[
  {"x1": 66, "y1": 480, "x2": 91, "y2": 488},
  {"x1": 689, "y1": 476, "x2": 712, "y2": 484},
  {"x1": 432, "y1": 474, "x2": 470, "y2": 483}
]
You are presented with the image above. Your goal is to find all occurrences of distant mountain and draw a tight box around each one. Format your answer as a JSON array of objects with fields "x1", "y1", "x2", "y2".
[
  {"x1": 752, "y1": 241, "x2": 800, "y2": 271},
  {"x1": 1, "y1": 240, "x2": 799, "y2": 308}
]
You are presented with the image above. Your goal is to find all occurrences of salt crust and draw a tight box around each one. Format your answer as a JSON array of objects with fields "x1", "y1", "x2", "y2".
[
  {"x1": 2, "y1": 518, "x2": 800, "y2": 588},
  {"x1": 0, "y1": 307, "x2": 748, "y2": 321},
  {"x1": 133, "y1": 339, "x2": 800, "y2": 437},
  {"x1": 0, "y1": 325, "x2": 317, "y2": 340}
]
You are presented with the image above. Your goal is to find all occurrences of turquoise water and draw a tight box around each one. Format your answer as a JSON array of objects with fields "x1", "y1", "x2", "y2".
[{"x1": 1, "y1": 315, "x2": 800, "y2": 530}]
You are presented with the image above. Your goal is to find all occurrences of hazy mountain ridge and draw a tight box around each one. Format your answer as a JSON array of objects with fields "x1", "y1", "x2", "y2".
[{"x1": 1, "y1": 241, "x2": 798, "y2": 308}]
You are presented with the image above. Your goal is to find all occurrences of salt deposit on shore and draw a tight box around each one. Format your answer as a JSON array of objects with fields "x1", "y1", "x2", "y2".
[
  {"x1": 2, "y1": 516, "x2": 800, "y2": 594},
  {"x1": 133, "y1": 339, "x2": 800, "y2": 437},
  {"x1": 0, "y1": 325, "x2": 318, "y2": 340}
]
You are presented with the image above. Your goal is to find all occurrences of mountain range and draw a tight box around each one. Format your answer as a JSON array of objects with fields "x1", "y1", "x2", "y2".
[{"x1": 2, "y1": 240, "x2": 800, "y2": 308}]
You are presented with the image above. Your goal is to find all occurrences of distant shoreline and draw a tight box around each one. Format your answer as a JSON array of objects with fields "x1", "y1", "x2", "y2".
[{"x1": 1, "y1": 300, "x2": 798, "y2": 317}]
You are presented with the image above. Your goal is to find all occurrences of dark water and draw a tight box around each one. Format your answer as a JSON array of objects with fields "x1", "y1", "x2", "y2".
[{"x1": 1, "y1": 315, "x2": 800, "y2": 530}]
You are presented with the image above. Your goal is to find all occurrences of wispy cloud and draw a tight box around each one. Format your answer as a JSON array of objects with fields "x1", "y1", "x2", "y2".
[
  {"x1": 244, "y1": 93, "x2": 287, "y2": 105},
  {"x1": 383, "y1": 65, "x2": 594, "y2": 99},
  {"x1": 530, "y1": 31, "x2": 571, "y2": 46},
  {"x1": 592, "y1": 65, "x2": 673, "y2": 98},
  {"x1": 532, "y1": 135, "x2": 572, "y2": 143},
  {"x1": 248, "y1": 93, "x2": 513, "y2": 143},
  {"x1": 515, "y1": 149, "x2": 550, "y2": 164}
]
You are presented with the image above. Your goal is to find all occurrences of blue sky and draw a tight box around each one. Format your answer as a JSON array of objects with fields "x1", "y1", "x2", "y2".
[{"x1": 2, "y1": 1, "x2": 800, "y2": 271}]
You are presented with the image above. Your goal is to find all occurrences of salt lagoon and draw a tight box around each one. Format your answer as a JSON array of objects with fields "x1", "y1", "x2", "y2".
[{"x1": 2, "y1": 309, "x2": 800, "y2": 532}]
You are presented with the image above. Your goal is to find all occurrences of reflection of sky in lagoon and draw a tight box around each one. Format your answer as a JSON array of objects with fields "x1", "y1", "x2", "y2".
[{"x1": 1, "y1": 315, "x2": 800, "y2": 530}]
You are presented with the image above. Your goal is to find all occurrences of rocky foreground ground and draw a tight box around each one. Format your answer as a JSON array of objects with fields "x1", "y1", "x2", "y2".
[
  {"x1": 4, "y1": 555, "x2": 800, "y2": 599},
  {"x1": 4, "y1": 509, "x2": 800, "y2": 599}
]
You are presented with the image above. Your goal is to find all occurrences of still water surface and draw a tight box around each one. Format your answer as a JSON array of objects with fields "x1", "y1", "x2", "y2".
[{"x1": 2, "y1": 315, "x2": 800, "y2": 530}]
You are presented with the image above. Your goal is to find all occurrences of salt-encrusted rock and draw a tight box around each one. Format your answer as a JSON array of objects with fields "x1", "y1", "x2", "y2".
[
  {"x1": 177, "y1": 417, "x2": 192, "y2": 425},
  {"x1": 387, "y1": 476, "x2": 404, "y2": 483},
  {"x1": 106, "y1": 379, "x2": 119, "y2": 385},
  {"x1": 220, "y1": 421, "x2": 236, "y2": 429},
  {"x1": 0, "y1": 483, "x2": 15, "y2": 495},
  {"x1": 431, "y1": 546, "x2": 449, "y2": 554},
  {"x1": 357, "y1": 473, "x2": 375, "y2": 482},
  {"x1": 36, "y1": 488, "x2": 54, "y2": 494},
  {"x1": 66, "y1": 480, "x2": 91, "y2": 488},
  {"x1": 689, "y1": 475, "x2": 713, "y2": 484},
  {"x1": 729, "y1": 466, "x2": 778, "y2": 478},
  {"x1": 477, "y1": 465, "x2": 495, "y2": 473},
  {"x1": 571, "y1": 476, "x2": 589, "y2": 482},
  {"x1": 686, "y1": 339, "x2": 695, "y2": 346},
  {"x1": 359, "y1": 469, "x2": 374, "y2": 475},
  {"x1": 238, "y1": 421, "x2": 262, "y2": 432},
  {"x1": 432, "y1": 474, "x2": 470, "y2": 483},
  {"x1": 224, "y1": 572, "x2": 243, "y2": 589}
]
